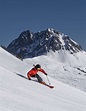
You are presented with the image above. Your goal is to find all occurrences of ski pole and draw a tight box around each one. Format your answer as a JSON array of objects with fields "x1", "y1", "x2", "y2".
[{"x1": 47, "y1": 76, "x2": 51, "y2": 85}]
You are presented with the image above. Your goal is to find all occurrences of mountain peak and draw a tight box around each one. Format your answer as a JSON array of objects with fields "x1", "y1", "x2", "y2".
[
  {"x1": 7, "y1": 28, "x2": 82, "y2": 59},
  {"x1": 47, "y1": 28, "x2": 58, "y2": 33}
]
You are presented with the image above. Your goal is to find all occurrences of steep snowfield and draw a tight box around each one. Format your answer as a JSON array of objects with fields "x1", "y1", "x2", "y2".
[
  {"x1": 0, "y1": 47, "x2": 86, "y2": 111},
  {"x1": 24, "y1": 49, "x2": 86, "y2": 92}
]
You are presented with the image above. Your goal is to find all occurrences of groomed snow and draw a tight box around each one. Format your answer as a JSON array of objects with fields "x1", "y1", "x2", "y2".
[{"x1": 0, "y1": 47, "x2": 86, "y2": 111}]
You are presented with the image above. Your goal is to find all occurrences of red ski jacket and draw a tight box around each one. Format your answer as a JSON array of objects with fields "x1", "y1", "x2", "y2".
[{"x1": 27, "y1": 68, "x2": 47, "y2": 79}]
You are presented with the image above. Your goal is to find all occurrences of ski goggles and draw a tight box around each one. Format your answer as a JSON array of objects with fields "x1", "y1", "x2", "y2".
[{"x1": 37, "y1": 68, "x2": 41, "y2": 70}]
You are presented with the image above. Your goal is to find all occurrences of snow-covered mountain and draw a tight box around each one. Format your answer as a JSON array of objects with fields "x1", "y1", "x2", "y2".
[
  {"x1": 6, "y1": 28, "x2": 86, "y2": 92},
  {"x1": 0, "y1": 47, "x2": 86, "y2": 111},
  {"x1": 7, "y1": 28, "x2": 82, "y2": 58}
]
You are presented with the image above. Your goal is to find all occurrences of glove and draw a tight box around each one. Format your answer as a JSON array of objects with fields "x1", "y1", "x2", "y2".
[
  {"x1": 45, "y1": 73, "x2": 47, "y2": 76},
  {"x1": 29, "y1": 78, "x2": 31, "y2": 80}
]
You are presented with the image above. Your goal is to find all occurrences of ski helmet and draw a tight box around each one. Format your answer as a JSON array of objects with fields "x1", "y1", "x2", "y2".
[{"x1": 35, "y1": 64, "x2": 41, "y2": 69}]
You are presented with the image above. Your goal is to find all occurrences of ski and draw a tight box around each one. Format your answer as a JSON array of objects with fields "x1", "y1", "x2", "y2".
[
  {"x1": 46, "y1": 85, "x2": 54, "y2": 88},
  {"x1": 45, "y1": 84, "x2": 54, "y2": 88},
  {"x1": 40, "y1": 82, "x2": 54, "y2": 88}
]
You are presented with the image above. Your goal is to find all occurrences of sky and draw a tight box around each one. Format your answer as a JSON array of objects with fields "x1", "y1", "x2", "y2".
[{"x1": 0, "y1": 0, "x2": 86, "y2": 50}]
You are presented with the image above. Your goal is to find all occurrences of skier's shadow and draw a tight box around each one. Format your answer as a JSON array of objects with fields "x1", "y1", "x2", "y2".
[
  {"x1": 15, "y1": 73, "x2": 28, "y2": 79},
  {"x1": 15, "y1": 72, "x2": 38, "y2": 82}
]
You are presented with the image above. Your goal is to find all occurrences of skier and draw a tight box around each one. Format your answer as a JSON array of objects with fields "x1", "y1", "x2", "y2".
[
  {"x1": 27, "y1": 64, "x2": 47, "y2": 84},
  {"x1": 27, "y1": 64, "x2": 54, "y2": 88}
]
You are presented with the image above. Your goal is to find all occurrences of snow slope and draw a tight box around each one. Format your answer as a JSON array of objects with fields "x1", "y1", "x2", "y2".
[
  {"x1": 24, "y1": 49, "x2": 86, "y2": 92},
  {"x1": 0, "y1": 47, "x2": 86, "y2": 111}
]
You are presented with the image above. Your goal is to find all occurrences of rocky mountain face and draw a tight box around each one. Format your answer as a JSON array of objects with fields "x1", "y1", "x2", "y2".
[{"x1": 7, "y1": 28, "x2": 82, "y2": 59}]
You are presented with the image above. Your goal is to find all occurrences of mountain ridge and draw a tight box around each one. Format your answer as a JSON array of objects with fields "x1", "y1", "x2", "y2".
[{"x1": 7, "y1": 28, "x2": 82, "y2": 59}]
